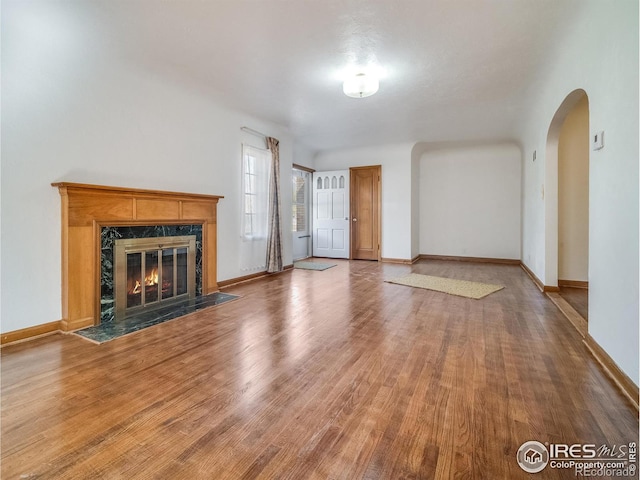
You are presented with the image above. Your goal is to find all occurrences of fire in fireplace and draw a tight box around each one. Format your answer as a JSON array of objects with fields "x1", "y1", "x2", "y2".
[{"x1": 114, "y1": 236, "x2": 196, "y2": 320}]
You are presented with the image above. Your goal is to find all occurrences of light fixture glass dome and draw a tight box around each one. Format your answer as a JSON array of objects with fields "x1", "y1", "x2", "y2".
[{"x1": 343, "y1": 72, "x2": 379, "y2": 98}]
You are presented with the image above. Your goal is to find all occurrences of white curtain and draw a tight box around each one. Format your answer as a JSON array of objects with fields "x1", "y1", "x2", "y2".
[{"x1": 240, "y1": 144, "x2": 271, "y2": 272}]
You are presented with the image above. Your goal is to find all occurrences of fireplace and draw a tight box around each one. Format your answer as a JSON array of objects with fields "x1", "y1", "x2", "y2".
[
  {"x1": 114, "y1": 235, "x2": 196, "y2": 320},
  {"x1": 100, "y1": 224, "x2": 203, "y2": 324},
  {"x1": 53, "y1": 182, "x2": 222, "y2": 331}
]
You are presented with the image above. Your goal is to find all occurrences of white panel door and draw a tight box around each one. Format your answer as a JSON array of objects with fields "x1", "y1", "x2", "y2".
[{"x1": 313, "y1": 170, "x2": 350, "y2": 258}]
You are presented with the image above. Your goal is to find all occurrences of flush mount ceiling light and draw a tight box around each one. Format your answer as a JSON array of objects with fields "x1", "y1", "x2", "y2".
[{"x1": 343, "y1": 72, "x2": 379, "y2": 98}]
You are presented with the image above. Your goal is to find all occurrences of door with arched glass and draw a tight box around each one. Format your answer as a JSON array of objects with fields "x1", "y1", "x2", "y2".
[{"x1": 312, "y1": 170, "x2": 350, "y2": 258}]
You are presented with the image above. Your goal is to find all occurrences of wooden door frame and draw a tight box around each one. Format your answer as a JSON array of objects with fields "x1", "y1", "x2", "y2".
[{"x1": 349, "y1": 165, "x2": 382, "y2": 261}]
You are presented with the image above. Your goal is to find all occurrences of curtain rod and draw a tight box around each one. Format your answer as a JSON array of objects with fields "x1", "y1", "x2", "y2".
[{"x1": 241, "y1": 126, "x2": 267, "y2": 139}]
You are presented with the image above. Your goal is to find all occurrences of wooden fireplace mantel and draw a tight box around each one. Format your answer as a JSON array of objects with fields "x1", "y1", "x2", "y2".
[{"x1": 53, "y1": 182, "x2": 223, "y2": 331}]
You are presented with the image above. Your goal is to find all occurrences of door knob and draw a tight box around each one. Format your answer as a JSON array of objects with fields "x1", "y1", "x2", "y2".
[{"x1": 352, "y1": 218, "x2": 357, "y2": 222}]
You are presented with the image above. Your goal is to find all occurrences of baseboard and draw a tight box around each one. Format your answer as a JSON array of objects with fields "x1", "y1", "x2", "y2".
[
  {"x1": 219, "y1": 264, "x2": 294, "y2": 289},
  {"x1": 381, "y1": 257, "x2": 414, "y2": 265},
  {"x1": 520, "y1": 262, "x2": 544, "y2": 292},
  {"x1": 520, "y1": 262, "x2": 564, "y2": 293},
  {"x1": 219, "y1": 270, "x2": 268, "y2": 288},
  {"x1": 420, "y1": 254, "x2": 520, "y2": 265},
  {"x1": 1, "y1": 320, "x2": 62, "y2": 346},
  {"x1": 559, "y1": 279, "x2": 589, "y2": 289},
  {"x1": 584, "y1": 334, "x2": 639, "y2": 411},
  {"x1": 546, "y1": 292, "x2": 587, "y2": 337},
  {"x1": 61, "y1": 317, "x2": 95, "y2": 332}
]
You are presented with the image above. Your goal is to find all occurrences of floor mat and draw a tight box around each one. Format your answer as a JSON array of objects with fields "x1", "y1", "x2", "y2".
[
  {"x1": 386, "y1": 273, "x2": 503, "y2": 299},
  {"x1": 294, "y1": 261, "x2": 337, "y2": 271}
]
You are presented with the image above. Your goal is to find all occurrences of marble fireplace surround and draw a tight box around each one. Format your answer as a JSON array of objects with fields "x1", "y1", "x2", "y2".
[{"x1": 53, "y1": 183, "x2": 223, "y2": 331}]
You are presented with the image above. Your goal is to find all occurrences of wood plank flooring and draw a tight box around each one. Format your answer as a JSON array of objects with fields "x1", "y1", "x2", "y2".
[
  {"x1": 559, "y1": 286, "x2": 589, "y2": 321},
  {"x1": 1, "y1": 260, "x2": 637, "y2": 479}
]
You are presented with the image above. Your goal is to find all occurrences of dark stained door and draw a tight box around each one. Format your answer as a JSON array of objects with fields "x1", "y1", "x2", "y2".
[{"x1": 350, "y1": 165, "x2": 381, "y2": 260}]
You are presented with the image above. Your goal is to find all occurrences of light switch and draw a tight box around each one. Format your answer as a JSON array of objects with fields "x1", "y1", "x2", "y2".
[{"x1": 593, "y1": 131, "x2": 604, "y2": 150}]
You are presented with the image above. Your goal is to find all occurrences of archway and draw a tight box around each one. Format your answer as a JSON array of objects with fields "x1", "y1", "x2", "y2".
[{"x1": 545, "y1": 89, "x2": 589, "y2": 321}]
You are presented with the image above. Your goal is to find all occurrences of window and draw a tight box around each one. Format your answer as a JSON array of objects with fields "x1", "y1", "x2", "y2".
[
  {"x1": 292, "y1": 170, "x2": 307, "y2": 232},
  {"x1": 242, "y1": 144, "x2": 270, "y2": 240}
]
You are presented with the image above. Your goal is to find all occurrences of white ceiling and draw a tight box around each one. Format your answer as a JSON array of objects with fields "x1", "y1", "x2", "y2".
[{"x1": 13, "y1": 0, "x2": 578, "y2": 152}]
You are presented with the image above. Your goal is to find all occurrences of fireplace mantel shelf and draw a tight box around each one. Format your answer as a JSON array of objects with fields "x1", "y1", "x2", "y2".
[
  {"x1": 53, "y1": 182, "x2": 223, "y2": 332},
  {"x1": 52, "y1": 182, "x2": 224, "y2": 203}
]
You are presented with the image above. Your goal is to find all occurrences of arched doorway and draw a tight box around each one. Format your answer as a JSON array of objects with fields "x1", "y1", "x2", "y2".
[
  {"x1": 558, "y1": 94, "x2": 589, "y2": 319},
  {"x1": 545, "y1": 89, "x2": 590, "y2": 322}
]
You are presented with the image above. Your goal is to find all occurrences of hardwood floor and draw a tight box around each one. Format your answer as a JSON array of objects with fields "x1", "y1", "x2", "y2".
[
  {"x1": 559, "y1": 286, "x2": 589, "y2": 321},
  {"x1": 1, "y1": 260, "x2": 637, "y2": 479}
]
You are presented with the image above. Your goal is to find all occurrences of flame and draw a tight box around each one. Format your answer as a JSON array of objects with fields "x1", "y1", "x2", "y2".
[
  {"x1": 130, "y1": 269, "x2": 158, "y2": 294},
  {"x1": 145, "y1": 268, "x2": 158, "y2": 286}
]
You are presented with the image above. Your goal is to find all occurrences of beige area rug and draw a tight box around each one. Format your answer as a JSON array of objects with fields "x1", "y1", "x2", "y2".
[{"x1": 386, "y1": 273, "x2": 504, "y2": 299}]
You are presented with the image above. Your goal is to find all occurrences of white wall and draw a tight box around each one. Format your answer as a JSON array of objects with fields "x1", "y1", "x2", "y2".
[
  {"x1": 410, "y1": 149, "x2": 421, "y2": 260},
  {"x1": 419, "y1": 144, "x2": 521, "y2": 259},
  {"x1": 293, "y1": 143, "x2": 316, "y2": 171},
  {"x1": 1, "y1": 2, "x2": 293, "y2": 333},
  {"x1": 314, "y1": 143, "x2": 414, "y2": 261},
  {"x1": 558, "y1": 95, "x2": 589, "y2": 282},
  {"x1": 518, "y1": 1, "x2": 638, "y2": 383}
]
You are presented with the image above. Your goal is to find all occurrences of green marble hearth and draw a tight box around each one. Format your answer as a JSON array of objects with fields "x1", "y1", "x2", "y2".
[{"x1": 74, "y1": 292, "x2": 239, "y2": 343}]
